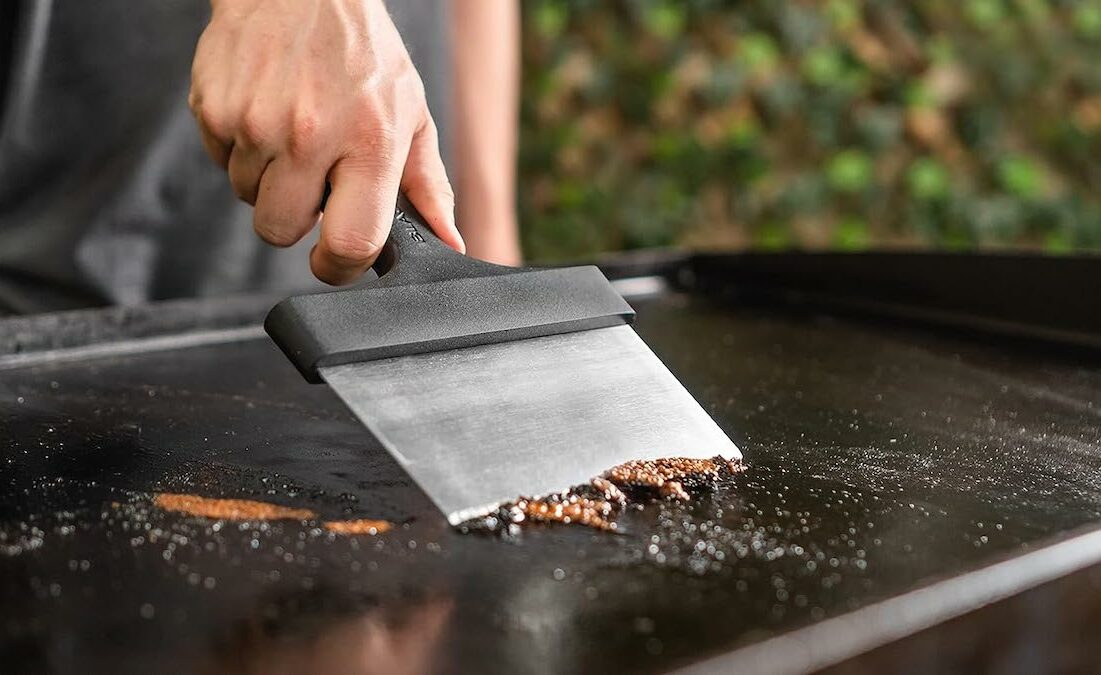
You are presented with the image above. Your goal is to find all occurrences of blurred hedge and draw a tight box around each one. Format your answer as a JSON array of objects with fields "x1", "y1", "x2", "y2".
[{"x1": 518, "y1": 0, "x2": 1101, "y2": 260}]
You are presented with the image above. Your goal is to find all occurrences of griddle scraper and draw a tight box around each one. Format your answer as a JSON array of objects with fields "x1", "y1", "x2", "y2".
[{"x1": 265, "y1": 199, "x2": 739, "y2": 525}]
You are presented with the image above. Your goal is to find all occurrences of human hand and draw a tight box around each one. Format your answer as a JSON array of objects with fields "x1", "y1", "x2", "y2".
[{"x1": 189, "y1": 0, "x2": 465, "y2": 284}]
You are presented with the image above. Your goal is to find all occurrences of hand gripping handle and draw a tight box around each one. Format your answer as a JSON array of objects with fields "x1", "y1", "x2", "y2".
[{"x1": 265, "y1": 197, "x2": 635, "y2": 383}]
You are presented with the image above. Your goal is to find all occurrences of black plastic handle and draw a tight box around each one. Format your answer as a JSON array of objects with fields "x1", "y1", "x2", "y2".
[
  {"x1": 370, "y1": 196, "x2": 514, "y2": 286},
  {"x1": 265, "y1": 198, "x2": 635, "y2": 382}
]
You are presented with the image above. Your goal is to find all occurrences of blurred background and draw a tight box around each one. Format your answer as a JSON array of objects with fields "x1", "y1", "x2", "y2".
[{"x1": 516, "y1": 0, "x2": 1101, "y2": 261}]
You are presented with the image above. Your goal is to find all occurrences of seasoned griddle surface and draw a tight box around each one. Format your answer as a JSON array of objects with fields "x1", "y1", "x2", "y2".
[{"x1": 2, "y1": 293, "x2": 1101, "y2": 673}]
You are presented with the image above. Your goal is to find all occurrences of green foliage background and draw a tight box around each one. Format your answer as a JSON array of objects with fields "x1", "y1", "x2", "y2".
[{"x1": 518, "y1": 0, "x2": 1101, "y2": 260}]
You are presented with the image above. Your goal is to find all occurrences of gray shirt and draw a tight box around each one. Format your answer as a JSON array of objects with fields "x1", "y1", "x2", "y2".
[{"x1": 0, "y1": 0, "x2": 450, "y2": 314}]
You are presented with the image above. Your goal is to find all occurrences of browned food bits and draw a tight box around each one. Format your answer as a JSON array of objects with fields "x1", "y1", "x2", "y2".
[
  {"x1": 147, "y1": 493, "x2": 392, "y2": 535},
  {"x1": 153, "y1": 493, "x2": 316, "y2": 521},
  {"x1": 322, "y1": 518, "x2": 393, "y2": 535},
  {"x1": 512, "y1": 494, "x2": 618, "y2": 531},
  {"x1": 462, "y1": 456, "x2": 746, "y2": 535},
  {"x1": 658, "y1": 481, "x2": 690, "y2": 500},
  {"x1": 590, "y1": 476, "x2": 627, "y2": 506},
  {"x1": 603, "y1": 457, "x2": 745, "y2": 499}
]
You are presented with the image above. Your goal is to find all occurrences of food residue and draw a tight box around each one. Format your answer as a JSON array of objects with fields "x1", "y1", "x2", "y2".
[
  {"x1": 513, "y1": 494, "x2": 620, "y2": 531},
  {"x1": 605, "y1": 457, "x2": 743, "y2": 500},
  {"x1": 154, "y1": 493, "x2": 316, "y2": 521},
  {"x1": 321, "y1": 518, "x2": 393, "y2": 535},
  {"x1": 463, "y1": 456, "x2": 746, "y2": 535},
  {"x1": 150, "y1": 493, "x2": 392, "y2": 535}
]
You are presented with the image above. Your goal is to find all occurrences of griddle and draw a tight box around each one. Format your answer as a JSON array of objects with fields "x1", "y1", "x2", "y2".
[{"x1": 1, "y1": 252, "x2": 1099, "y2": 674}]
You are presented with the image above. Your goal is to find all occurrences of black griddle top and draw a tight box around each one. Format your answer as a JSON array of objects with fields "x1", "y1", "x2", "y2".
[{"x1": 2, "y1": 255, "x2": 1100, "y2": 674}]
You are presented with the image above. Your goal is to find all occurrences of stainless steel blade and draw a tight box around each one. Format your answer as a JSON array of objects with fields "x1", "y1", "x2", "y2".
[{"x1": 320, "y1": 325, "x2": 740, "y2": 525}]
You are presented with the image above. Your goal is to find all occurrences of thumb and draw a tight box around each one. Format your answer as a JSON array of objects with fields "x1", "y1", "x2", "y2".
[{"x1": 401, "y1": 117, "x2": 465, "y2": 254}]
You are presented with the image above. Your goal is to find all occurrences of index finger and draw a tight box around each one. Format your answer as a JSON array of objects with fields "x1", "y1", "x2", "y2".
[{"x1": 310, "y1": 157, "x2": 402, "y2": 285}]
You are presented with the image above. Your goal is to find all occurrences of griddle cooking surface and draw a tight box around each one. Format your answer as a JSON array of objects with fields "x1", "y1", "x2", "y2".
[{"x1": 2, "y1": 292, "x2": 1101, "y2": 673}]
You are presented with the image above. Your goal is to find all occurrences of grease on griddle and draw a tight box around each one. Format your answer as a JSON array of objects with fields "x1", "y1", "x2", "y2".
[
  {"x1": 462, "y1": 456, "x2": 745, "y2": 535},
  {"x1": 149, "y1": 493, "x2": 393, "y2": 535}
]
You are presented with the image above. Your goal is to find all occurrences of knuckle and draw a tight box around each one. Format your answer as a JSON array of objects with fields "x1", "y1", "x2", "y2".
[
  {"x1": 348, "y1": 92, "x2": 418, "y2": 154},
  {"x1": 239, "y1": 105, "x2": 271, "y2": 147},
  {"x1": 187, "y1": 89, "x2": 201, "y2": 115},
  {"x1": 287, "y1": 108, "x2": 321, "y2": 160},
  {"x1": 366, "y1": 124, "x2": 399, "y2": 154},
  {"x1": 408, "y1": 172, "x2": 454, "y2": 203},
  {"x1": 349, "y1": 88, "x2": 384, "y2": 123},
  {"x1": 193, "y1": 103, "x2": 228, "y2": 139},
  {"x1": 404, "y1": 150, "x2": 452, "y2": 196},
  {"x1": 437, "y1": 179, "x2": 455, "y2": 202},
  {"x1": 350, "y1": 120, "x2": 400, "y2": 160},
  {"x1": 394, "y1": 59, "x2": 426, "y2": 98},
  {"x1": 418, "y1": 112, "x2": 439, "y2": 138}
]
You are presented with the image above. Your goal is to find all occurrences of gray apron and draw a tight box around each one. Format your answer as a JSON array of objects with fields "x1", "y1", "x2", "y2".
[{"x1": 0, "y1": 0, "x2": 450, "y2": 314}]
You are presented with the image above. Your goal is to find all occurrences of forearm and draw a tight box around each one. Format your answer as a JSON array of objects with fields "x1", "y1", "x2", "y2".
[{"x1": 450, "y1": 0, "x2": 521, "y2": 265}]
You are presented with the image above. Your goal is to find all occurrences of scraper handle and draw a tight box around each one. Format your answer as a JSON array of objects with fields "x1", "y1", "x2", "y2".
[
  {"x1": 315, "y1": 184, "x2": 496, "y2": 285},
  {"x1": 266, "y1": 197, "x2": 636, "y2": 383},
  {"x1": 369, "y1": 195, "x2": 516, "y2": 287}
]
